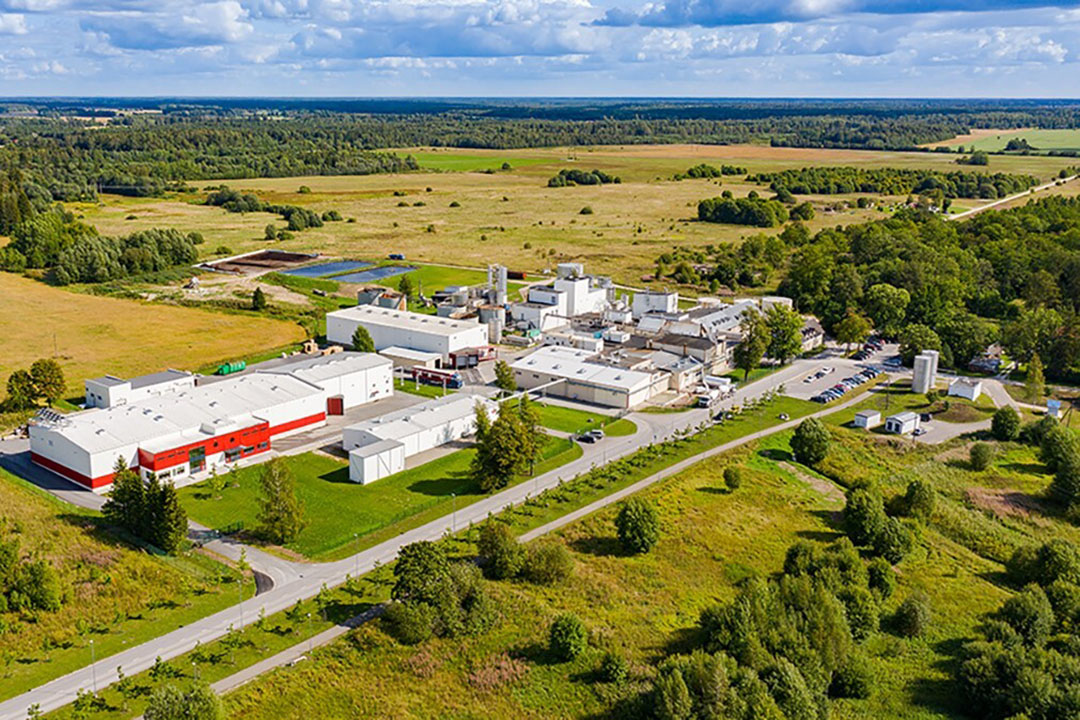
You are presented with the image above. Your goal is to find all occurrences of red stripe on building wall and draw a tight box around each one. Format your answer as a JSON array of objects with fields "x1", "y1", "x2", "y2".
[
  {"x1": 268, "y1": 412, "x2": 326, "y2": 437},
  {"x1": 30, "y1": 452, "x2": 114, "y2": 490},
  {"x1": 140, "y1": 422, "x2": 270, "y2": 472}
]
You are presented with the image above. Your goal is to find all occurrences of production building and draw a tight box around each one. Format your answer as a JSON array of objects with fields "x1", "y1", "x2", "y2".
[
  {"x1": 326, "y1": 305, "x2": 489, "y2": 364},
  {"x1": 84, "y1": 370, "x2": 196, "y2": 409},
  {"x1": 343, "y1": 394, "x2": 497, "y2": 484},
  {"x1": 30, "y1": 353, "x2": 393, "y2": 491},
  {"x1": 510, "y1": 345, "x2": 661, "y2": 409}
]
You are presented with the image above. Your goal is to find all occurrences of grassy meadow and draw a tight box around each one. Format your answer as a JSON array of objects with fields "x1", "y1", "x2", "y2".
[
  {"x1": 934, "y1": 128, "x2": 1080, "y2": 152},
  {"x1": 0, "y1": 470, "x2": 247, "y2": 702},
  {"x1": 68, "y1": 145, "x2": 1077, "y2": 290},
  {"x1": 215, "y1": 409, "x2": 1069, "y2": 720}
]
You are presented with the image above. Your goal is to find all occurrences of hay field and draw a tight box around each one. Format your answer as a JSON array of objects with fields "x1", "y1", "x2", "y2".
[
  {"x1": 930, "y1": 128, "x2": 1080, "y2": 152},
  {"x1": 0, "y1": 272, "x2": 305, "y2": 394},
  {"x1": 73, "y1": 144, "x2": 1072, "y2": 286}
]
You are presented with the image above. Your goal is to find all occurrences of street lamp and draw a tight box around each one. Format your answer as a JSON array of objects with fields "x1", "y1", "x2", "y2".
[
  {"x1": 307, "y1": 613, "x2": 313, "y2": 654},
  {"x1": 353, "y1": 533, "x2": 359, "y2": 577},
  {"x1": 89, "y1": 639, "x2": 96, "y2": 693},
  {"x1": 237, "y1": 578, "x2": 244, "y2": 627},
  {"x1": 450, "y1": 492, "x2": 457, "y2": 532}
]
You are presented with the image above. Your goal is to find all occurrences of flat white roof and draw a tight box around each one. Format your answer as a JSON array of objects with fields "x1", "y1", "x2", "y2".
[
  {"x1": 327, "y1": 305, "x2": 484, "y2": 337},
  {"x1": 380, "y1": 346, "x2": 443, "y2": 362},
  {"x1": 855, "y1": 410, "x2": 881, "y2": 418},
  {"x1": 512, "y1": 345, "x2": 654, "y2": 393},
  {"x1": 888, "y1": 411, "x2": 919, "y2": 423},
  {"x1": 263, "y1": 352, "x2": 391, "y2": 384},
  {"x1": 34, "y1": 373, "x2": 323, "y2": 455},
  {"x1": 346, "y1": 394, "x2": 492, "y2": 447}
]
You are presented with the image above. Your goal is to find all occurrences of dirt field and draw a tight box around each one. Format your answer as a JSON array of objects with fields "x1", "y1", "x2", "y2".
[
  {"x1": 0, "y1": 272, "x2": 306, "y2": 395},
  {"x1": 71, "y1": 144, "x2": 1076, "y2": 287}
]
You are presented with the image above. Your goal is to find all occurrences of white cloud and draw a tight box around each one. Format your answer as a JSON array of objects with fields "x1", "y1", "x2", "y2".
[{"x1": 0, "y1": 12, "x2": 28, "y2": 32}]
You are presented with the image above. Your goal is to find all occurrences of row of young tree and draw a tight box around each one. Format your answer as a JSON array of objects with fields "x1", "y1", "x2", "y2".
[
  {"x1": 672, "y1": 164, "x2": 747, "y2": 180},
  {"x1": 747, "y1": 166, "x2": 1040, "y2": 199}
]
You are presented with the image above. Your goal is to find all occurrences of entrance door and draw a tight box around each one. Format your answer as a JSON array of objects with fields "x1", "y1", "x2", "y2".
[{"x1": 189, "y1": 446, "x2": 206, "y2": 474}]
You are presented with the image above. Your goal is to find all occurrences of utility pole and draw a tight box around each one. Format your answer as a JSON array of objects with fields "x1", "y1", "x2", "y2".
[
  {"x1": 89, "y1": 639, "x2": 96, "y2": 693},
  {"x1": 450, "y1": 492, "x2": 457, "y2": 532}
]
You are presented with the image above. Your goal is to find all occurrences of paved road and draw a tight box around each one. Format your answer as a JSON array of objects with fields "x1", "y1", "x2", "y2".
[{"x1": 949, "y1": 175, "x2": 1077, "y2": 221}]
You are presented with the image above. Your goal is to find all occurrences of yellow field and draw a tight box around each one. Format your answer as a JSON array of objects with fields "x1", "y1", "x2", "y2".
[
  {"x1": 71, "y1": 144, "x2": 1074, "y2": 287},
  {"x1": 0, "y1": 272, "x2": 305, "y2": 395}
]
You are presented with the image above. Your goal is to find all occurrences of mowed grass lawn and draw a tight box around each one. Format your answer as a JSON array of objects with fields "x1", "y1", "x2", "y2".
[
  {"x1": 179, "y1": 436, "x2": 582, "y2": 560},
  {"x1": 534, "y1": 402, "x2": 637, "y2": 436},
  {"x1": 0, "y1": 272, "x2": 305, "y2": 396}
]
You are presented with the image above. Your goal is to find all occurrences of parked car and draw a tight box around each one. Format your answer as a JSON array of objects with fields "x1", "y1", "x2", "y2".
[
  {"x1": 577, "y1": 433, "x2": 598, "y2": 443},
  {"x1": 586, "y1": 429, "x2": 605, "y2": 440},
  {"x1": 913, "y1": 428, "x2": 927, "y2": 437}
]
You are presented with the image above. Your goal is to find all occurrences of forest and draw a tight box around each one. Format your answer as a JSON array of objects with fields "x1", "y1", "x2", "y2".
[{"x1": 747, "y1": 167, "x2": 1043, "y2": 199}]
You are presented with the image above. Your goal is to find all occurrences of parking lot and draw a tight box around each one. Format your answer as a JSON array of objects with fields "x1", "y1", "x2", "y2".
[{"x1": 784, "y1": 342, "x2": 899, "y2": 402}]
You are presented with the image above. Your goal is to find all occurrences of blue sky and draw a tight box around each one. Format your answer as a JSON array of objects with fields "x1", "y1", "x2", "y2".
[{"x1": 0, "y1": 0, "x2": 1077, "y2": 96}]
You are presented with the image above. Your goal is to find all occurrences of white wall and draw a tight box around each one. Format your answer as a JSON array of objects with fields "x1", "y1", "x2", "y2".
[
  {"x1": 327, "y1": 314, "x2": 487, "y2": 361},
  {"x1": 310, "y1": 363, "x2": 393, "y2": 408},
  {"x1": 349, "y1": 444, "x2": 406, "y2": 484}
]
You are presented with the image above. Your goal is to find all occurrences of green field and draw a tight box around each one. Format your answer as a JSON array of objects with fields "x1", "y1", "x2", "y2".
[
  {"x1": 0, "y1": 470, "x2": 247, "y2": 702},
  {"x1": 942, "y1": 128, "x2": 1080, "y2": 152},
  {"x1": 179, "y1": 436, "x2": 581, "y2": 560},
  {"x1": 410, "y1": 151, "x2": 555, "y2": 172},
  {"x1": 216, "y1": 397, "x2": 1063, "y2": 720}
]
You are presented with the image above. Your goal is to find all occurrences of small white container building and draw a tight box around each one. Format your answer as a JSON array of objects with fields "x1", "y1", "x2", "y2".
[
  {"x1": 84, "y1": 370, "x2": 196, "y2": 409},
  {"x1": 885, "y1": 411, "x2": 920, "y2": 435},
  {"x1": 343, "y1": 394, "x2": 497, "y2": 484},
  {"x1": 379, "y1": 346, "x2": 441, "y2": 370},
  {"x1": 326, "y1": 306, "x2": 489, "y2": 363},
  {"x1": 853, "y1": 410, "x2": 882, "y2": 429},
  {"x1": 948, "y1": 378, "x2": 983, "y2": 401}
]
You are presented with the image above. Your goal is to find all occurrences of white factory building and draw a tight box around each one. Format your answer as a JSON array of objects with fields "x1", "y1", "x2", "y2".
[
  {"x1": 29, "y1": 353, "x2": 393, "y2": 491},
  {"x1": 343, "y1": 394, "x2": 497, "y2": 484},
  {"x1": 510, "y1": 345, "x2": 662, "y2": 409},
  {"x1": 508, "y1": 263, "x2": 610, "y2": 331},
  {"x1": 84, "y1": 369, "x2": 196, "y2": 409},
  {"x1": 632, "y1": 290, "x2": 679, "y2": 319},
  {"x1": 326, "y1": 305, "x2": 489, "y2": 363}
]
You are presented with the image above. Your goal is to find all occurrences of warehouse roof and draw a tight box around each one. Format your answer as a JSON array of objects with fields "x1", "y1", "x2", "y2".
[
  {"x1": 34, "y1": 373, "x2": 323, "y2": 455},
  {"x1": 380, "y1": 346, "x2": 443, "y2": 362},
  {"x1": 86, "y1": 369, "x2": 192, "y2": 389},
  {"x1": 262, "y1": 352, "x2": 391, "y2": 384},
  {"x1": 327, "y1": 305, "x2": 484, "y2": 337},
  {"x1": 346, "y1": 394, "x2": 493, "y2": 448},
  {"x1": 512, "y1": 345, "x2": 653, "y2": 393}
]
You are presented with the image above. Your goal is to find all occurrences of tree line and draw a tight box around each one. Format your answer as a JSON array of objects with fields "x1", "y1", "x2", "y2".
[
  {"x1": 672, "y1": 163, "x2": 747, "y2": 180},
  {"x1": 205, "y1": 186, "x2": 338, "y2": 232},
  {"x1": 747, "y1": 166, "x2": 1040, "y2": 200},
  {"x1": 547, "y1": 169, "x2": 621, "y2": 187}
]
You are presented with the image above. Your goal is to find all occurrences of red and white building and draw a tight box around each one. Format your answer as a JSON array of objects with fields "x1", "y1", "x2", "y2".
[{"x1": 29, "y1": 353, "x2": 393, "y2": 491}]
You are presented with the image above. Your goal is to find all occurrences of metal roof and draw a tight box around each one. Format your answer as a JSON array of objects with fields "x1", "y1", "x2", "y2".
[
  {"x1": 262, "y1": 352, "x2": 391, "y2": 384},
  {"x1": 345, "y1": 394, "x2": 494, "y2": 447},
  {"x1": 327, "y1": 305, "x2": 485, "y2": 337},
  {"x1": 512, "y1": 345, "x2": 654, "y2": 393},
  {"x1": 35, "y1": 373, "x2": 323, "y2": 455}
]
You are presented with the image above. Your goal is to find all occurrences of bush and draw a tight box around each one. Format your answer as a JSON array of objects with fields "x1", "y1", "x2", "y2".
[
  {"x1": 144, "y1": 682, "x2": 224, "y2": 720},
  {"x1": 829, "y1": 652, "x2": 875, "y2": 699},
  {"x1": 615, "y1": 497, "x2": 660, "y2": 554},
  {"x1": 449, "y1": 201, "x2": 461, "y2": 208},
  {"x1": 894, "y1": 594, "x2": 931, "y2": 637},
  {"x1": 971, "y1": 442, "x2": 995, "y2": 471},
  {"x1": 477, "y1": 522, "x2": 525, "y2": 580},
  {"x1": 902, "y1": 478, "x2": 936, "y2": 521},
  {"x1": 549, "y1": 614, "x2": 588, "y2": 661},
  {"x1": 579, "y1": 206, "x2": 594, "y2": 215},
  {"x1": 867, "y1": 557, "x2": 897, "y2": 600},
  {"x1": 383, "y1": 601, "x2": 436, "y2": 645},
  {"x1": 1021, "y1": 415, "x2": 1058, "y2": 447},
  {"x1": 872, "y1": 517, "x2": 914, "y2": 564},
  {"x1": 599, "y1": 650, "x2": 629, "y2": 684},
  {"x1": 999, "y1": 585, "x2": 1054, "y2": 646},
  {"x1": 723, "y1": 466, "x2": 742, "y2": 491},
  {"x1": 522, "y1": 542, "x2": 574, "y2": 585},
  {"x1": 843, "y1": 486, "x2": 887, "y2": 547},
  {"x1": 790, "y1": 417, "x2": 831, "y2": 465},
  {"x1": 992, "y1": 406, "x2": 1021, "y2": 441},
  {"x1": 1040, "y1": 425, "x2": 1078, "y2": 474},
  {"x1": 839, "y1": 586, "x2": 880, "y2": 641}
]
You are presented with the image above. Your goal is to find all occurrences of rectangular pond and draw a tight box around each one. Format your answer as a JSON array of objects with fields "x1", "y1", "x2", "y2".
[
  {"x1": 280, "y1": 260, "x2": 371, "y2": 278},
  {"x1": 333, "y1": 265, "x2": 416, "y2": 284}
]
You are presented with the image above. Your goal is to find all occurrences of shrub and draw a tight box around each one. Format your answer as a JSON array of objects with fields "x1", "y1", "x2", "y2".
[
  {"x1": 449, "y1": 201, "x2": 461, "y2": 208},
  {"x1": 477, "y1": 522, "x2": 524, "y2": 580},
  {"x1": 992, "y1": 406, "x2": 1021, "y2": 441},
  {"x1": 902, "y1": 478, "x2": 936, "y2": 521},
  {"x1": 872, "y1": 517, "x2": 914, "y2": 564},
  {"x1": 829, "y1": 652, "x2": 875, "y2": 699},
  {"x1": 549, "y1": 614, "x2": 588, "y2": 661},
  {"x1": 843, "y1": 486, "x2": 887, "y2": 547},
  {"x1": 723, "y1": 466, "x2": 743, "y2": 491},
  {"x1": 790, "y1": 417, "x2": 831, "y2": 465},
  {"x1": 867, "y1": 557, "x2": 897, "y2": 601},
  {"x1": 615, "y1": 497, "x2": 660, "y2": 554},
  {"x1": 144, "y1": 681, "x2": 224, "y2": 720},
  {"x1": 894, "y1": 594, "x2": 931, "y2": 637},
  {"x1": 999, "y1": 585, "x2": 1054, "y2": 646},
  {"x1": 1040, "y1": 425, "x2": 1078, "y2": 474},
  {"x1": 522, "y1": 542, "x2": 574, "y2": 585},
  {"x1": 970, "y1": 442, "x2": 995, "y2": 471},
  {"x1": 1021, "y1": 415, "x2": 1058, "y2": 447},
  {"x1": 839, "y1": 586, "x2": 880, "y2": 641},
  {"x1": 599, "y1": 650, "x2": 629, "y2": 684},
  {"x1": 382, "y1": 602, "x2": 436, "y2": 645},
  {"x1": 579, "y1": 206, "x2": 594, "y2": 215}
]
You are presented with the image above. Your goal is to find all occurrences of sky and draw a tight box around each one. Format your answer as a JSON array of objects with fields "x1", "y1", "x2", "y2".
[{"x1": 0, "y1": 0, "x2": 1078, "y2": 97}]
